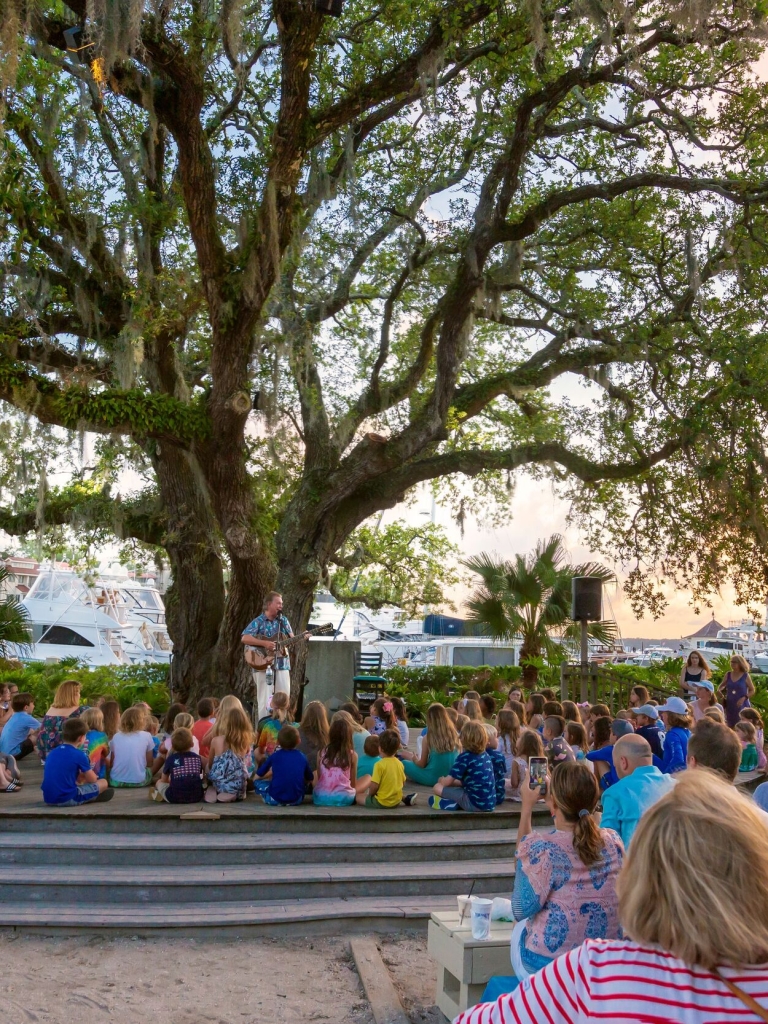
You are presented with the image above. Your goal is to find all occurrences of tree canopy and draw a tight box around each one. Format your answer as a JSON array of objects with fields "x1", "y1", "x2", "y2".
[{"x1": 2, "y1": 0, "x2": 768, "y2": 696}]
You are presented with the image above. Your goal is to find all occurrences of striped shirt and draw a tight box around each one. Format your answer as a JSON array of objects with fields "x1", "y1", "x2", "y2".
[{"x1": 453, "y1": 939, "x2": 768, "y2": 1024}]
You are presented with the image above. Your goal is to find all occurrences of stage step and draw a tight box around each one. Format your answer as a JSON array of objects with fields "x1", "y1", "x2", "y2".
[
  {"x1": 4, "y1": 856, "x2": 517, "y2": 903},
  {"x1": 0, "y1": 895, "x2": 499, "y2": 935},
  {"x1": 0, "y1": 828, "x2": 517, "y2": 866}
]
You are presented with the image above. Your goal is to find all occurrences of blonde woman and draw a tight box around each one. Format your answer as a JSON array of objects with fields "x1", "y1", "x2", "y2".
[
  {"x1": 719, "y1": 654, "x2": 756, "y2": 727},
  {"x1": 36, "y1": 680, "x2": 86, "y2": 761},
  {"x1": 400, "y1": 703, "x2": 459, "y2": 786},
  {"x1": 457, "y1": 770, "x2": 768, "y2": 1023}
]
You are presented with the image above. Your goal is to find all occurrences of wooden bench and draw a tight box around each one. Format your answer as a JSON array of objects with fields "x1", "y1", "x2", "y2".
[{"x1": 428, "y1": 910, "x2": 514, "y2": 1019}]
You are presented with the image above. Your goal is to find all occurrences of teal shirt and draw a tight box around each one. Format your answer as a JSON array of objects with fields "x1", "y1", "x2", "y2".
[
  {"x1": 357, "y1": 753, "x2": 381, "y2": 777},
  {"x1": 600, "y1": 765, "x2": 677, "y2": 847}
]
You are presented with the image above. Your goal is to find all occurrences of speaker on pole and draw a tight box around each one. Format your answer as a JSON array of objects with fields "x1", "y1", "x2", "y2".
[{"x1": 572, "y1": 576, "x2": 603, "y2": 622}]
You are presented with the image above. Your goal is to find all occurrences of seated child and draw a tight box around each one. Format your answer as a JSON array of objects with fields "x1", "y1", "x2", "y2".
[
  {"x1": 565, "y1": 721, "x2": 589, "y2": 762},
  {"x1": 151, "y1": 727, "x2": 204, "y2": 803},
  {"x1": 509, "y1": 729, "x2": 545, "y2": 801},
  {"x1": 355, "y1": 729, "x2": 417, "y2": 807},
  {"x1": 206, "y1": 707, "x2": 253, "y2": 803},
  {"x1": 629, "y1": 704, "x2": 664, "y2": 758},
  {"x1": 80, "y1": 707, "x2": 109, "y2": 779},
  {"x1": 587, "y1": 719, "x2": 634, "y2": 789},
  {"x1": 735, "y1": 720, "x2": 759, "y2": 773},
  {"x1": 109, "y1": 706, "x2": 155, "y2": 787},
  {"x1": 42, "y1": 718, "x2": 111, "y2": 805},
  {"x1": 542, "y1": 715, "x2": 576, "y2": 767},
  {"x1": 254, "y1": 724, "x2": 312, "y2": 806},
  {"x1": 147, "y1": 715, "x2": 162, "y2": 758},
  {"x1": 0, "y1": 692, "x2": 39, "y2": 761},
  {"x1": 256, "y1": 692, "x2": 293, "y2": 762},
  {"x1": 483, "y1": 727, "x2": 507, "y2": 806},
  {"x1": 191, "y1": 698, "x2": 217, "y2": 760},
  {"x1": 357, "y1": 734, "x2": 381, "y2": 779},
  {"x1": 430, "y1": 721, "x2": 497, "y2": 812},
  {"x1": 496, "y1": 710, "x2": 521, "y2": 773},
  {"x1": 739, "y1": 708, "x2": 767, "y2": 770},
  {"x1": 480, "y1": 695, "x2": 497, "y2": 726},
  {"x1": 154, "y1": 712, "x2": 199, "y2": 775}
]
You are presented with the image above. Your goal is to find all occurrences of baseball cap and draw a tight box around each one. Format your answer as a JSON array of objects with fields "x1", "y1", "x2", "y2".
[
  {"x1": 610, "y1": 719, "x2": 634, "y2": 738},
  {"x1": 656, "y1": 696, "x2": 689, "y2": 715},
  {"x1": 691, "y1": 679, "x2": 715, "y2": 693},
  {"x1": 630, "y1": 704, "x2": 659, "y2": 720}
]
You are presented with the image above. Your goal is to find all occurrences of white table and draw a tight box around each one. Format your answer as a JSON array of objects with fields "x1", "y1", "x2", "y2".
[{"x1": 428, "y1": 910, "x2": 515, "y2": 1019}]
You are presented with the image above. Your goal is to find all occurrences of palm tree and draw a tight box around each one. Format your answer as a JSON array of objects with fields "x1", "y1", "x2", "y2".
[
  {"x1": 464, "y1": 535, "x2": 617, "y2": 685},
  {"x1": 0, "y1": 566, "x2": 32, "y2": 659}
]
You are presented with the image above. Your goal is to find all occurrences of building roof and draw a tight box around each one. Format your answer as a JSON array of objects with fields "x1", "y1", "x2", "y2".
[{"x1": 684, "y1": 615, "x2": 725, "y2": 639}]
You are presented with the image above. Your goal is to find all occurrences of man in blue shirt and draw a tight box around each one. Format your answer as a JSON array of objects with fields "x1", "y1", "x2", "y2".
[
  {"x1": 0, "y1": 692, "x2": 39, "y2": 759},
  {"x1": 599, "y1": 734, "x2": 676, "y2": 846},
  {"x1": 242, "y1": 591, "x2": 296, "y2": 721}
]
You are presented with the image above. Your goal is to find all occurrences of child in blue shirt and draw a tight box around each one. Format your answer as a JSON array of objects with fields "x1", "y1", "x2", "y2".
[
  {"x1": 430, "y1": 721, "x2": 496, "y2": 812},
  {"x1": 357, "y1": 734, "x2": 381, "y2": 779},
  {"x1": 0, "y1": 692, "x2": 39, "y2": 760},
  {"x1": 485, "y1": 728, "x2": 508, "y2": 806},
  {"x1": 41, "y1": 718, "x2": 112, "y2": 806},
  {"x1": 254, "y1": 724, "x2": 313, "y2": 806},
  {"x1": 657, "y1": 698, "x2": 692, "y2": 774},
  {"x1": 587, "y1": 719, "x2": 634, "y2": 790}
]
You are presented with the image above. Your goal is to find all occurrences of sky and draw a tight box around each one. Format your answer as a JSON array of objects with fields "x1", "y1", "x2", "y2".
[{"x1": 394, "y1": 478, "x2": 753, "y2": 642}]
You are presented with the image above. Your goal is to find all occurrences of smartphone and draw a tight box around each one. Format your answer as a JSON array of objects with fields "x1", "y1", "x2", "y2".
[{"x1": 528, "y1": 756, "x2": 548, "y2": 790}]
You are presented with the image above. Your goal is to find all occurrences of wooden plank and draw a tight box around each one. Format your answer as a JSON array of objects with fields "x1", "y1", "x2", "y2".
[{"x1": 350, "y1": 937, "x2": 410, "y2": 1024}]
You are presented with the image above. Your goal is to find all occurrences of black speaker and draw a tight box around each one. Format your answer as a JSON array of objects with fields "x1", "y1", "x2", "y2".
[{"x1": 572, "y1": 576, "x2": 602, "y2": 621}]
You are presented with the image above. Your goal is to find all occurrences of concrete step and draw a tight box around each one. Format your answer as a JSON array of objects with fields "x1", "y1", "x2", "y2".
[
  {"x1": 6, "y1": 858, "x2": 517, "y2": 904},
  {"x1": 0, "y1": 804, "x2": 540, "y2": 834},
  {"x1": 0, "y1": 894, "x2": 508, "y2": 936},
  {"x1": 0, "y1": 828, "x2": 518, "y2": 866}
]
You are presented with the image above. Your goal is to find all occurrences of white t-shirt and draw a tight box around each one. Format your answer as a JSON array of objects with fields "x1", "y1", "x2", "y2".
[{"x1": 109, "y1": 730, "x2": 154, "y2": 783}]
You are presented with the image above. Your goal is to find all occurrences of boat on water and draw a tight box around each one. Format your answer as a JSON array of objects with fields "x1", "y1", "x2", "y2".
[
  {"x1": 682, "y1": 621, "x2": 768, "y2": 673},
  {"x1": 10, "y1": 569, "x2": 173, "y2": 667}
]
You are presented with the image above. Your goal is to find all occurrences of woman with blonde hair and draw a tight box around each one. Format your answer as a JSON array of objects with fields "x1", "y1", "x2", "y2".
[
  {"x1": 36, "y1": 680, "x2": 86, "y2": 761},
  {"x1": 719, "y1": 654, "x2": 756, "y2": 728},
  {"x1": 400, "y1": 703, "x2": 459, "y2": 786},
  {"x1": 458, "y1": 770, "x2": 768, "y2": 1022}
]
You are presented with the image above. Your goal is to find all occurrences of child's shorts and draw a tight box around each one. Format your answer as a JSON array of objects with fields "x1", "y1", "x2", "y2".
[
  {"x1": 110, "y1": 768, "x2": 153, "y2": 788},
  {"x1": 49, "y1": 782, "x2": 101, "y2": 807},
  {"x1": 253, "y1": 778, "x2": 304, "y2": 806},
  {"x1": 365, "y1": 794, "x2": 396, "y2": 808}
]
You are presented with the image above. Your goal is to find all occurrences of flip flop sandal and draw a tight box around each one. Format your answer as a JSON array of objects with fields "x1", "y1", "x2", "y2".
[
  {"x1": 3, "y1": 781, "x2": 18, "y2": 792},
  {"x1": 4, "y1": 754, "x2": 20, "y2": 780}
]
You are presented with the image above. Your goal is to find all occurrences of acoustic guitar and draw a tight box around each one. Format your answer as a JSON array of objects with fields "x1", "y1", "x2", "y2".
[{"x1": 243, "y1": 621, "x2": 335, "y2": 671}]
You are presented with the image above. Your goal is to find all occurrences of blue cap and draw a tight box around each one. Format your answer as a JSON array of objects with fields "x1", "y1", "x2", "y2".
[
  {"x1": 656, "y1": 696, "x2": 688, "y2": 715},
  {"x1": 611, "y1": 719, "x2": 634, "y2": 738}
]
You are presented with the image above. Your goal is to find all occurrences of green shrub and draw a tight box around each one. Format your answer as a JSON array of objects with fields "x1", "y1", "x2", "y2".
[{"x1": 0, "y1": 659, "x2": 171, "y2": 714}]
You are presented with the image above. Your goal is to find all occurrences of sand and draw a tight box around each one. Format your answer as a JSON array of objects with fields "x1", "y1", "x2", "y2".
[{"x1": 0, "y1": 932, "x2": 440, "y2": 1024}]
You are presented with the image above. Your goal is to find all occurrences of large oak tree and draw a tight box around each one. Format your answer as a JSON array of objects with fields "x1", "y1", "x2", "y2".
[{"x1": 2, "y1": 0, "x2": 768, "y2": 699}]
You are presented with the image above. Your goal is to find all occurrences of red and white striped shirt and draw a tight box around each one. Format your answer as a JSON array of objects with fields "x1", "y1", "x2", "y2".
[{"x1": 454, "y1": 939, "x2": 768, "y2": 1024}]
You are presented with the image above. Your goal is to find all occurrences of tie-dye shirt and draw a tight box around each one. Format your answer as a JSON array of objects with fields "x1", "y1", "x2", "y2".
[
  {"x1": 512, "y1": 827, "x2": 624, "y2": 973},
  {"x1": 257, "y1": 717, "x2": 295, "y2": 757},
  {"x1": 85, "y1": 729, "x2": 109, "y2": 779}
]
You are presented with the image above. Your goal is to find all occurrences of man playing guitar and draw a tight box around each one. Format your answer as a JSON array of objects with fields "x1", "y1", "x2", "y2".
[{"x1": 242, "y1": 591, "x2": 305, "y2": 722}]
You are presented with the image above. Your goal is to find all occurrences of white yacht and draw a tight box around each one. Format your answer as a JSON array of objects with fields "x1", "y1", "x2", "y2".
[
  {"x1": 683, "y1": 621, "x2": 768, "y2": 673},
  {"x1": 14, "y1": 570, "x2": 127, "y2": 665},
  {"x1": 96, "y1": 577, "x2": 173, "y2": 664}
]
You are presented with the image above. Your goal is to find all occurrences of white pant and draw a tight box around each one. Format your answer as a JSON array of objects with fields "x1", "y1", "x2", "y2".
[
  {"x1": 252, "y1": 669, "x2": 291, "y2": 722},
  {"x1": 510, "y1": 918, "x2": 531, "y2": 982}
]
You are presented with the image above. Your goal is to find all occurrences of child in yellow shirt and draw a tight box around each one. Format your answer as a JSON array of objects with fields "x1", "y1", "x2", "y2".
[{"x1": 355, "y1": 729, "x2": 417, "y2": 807}]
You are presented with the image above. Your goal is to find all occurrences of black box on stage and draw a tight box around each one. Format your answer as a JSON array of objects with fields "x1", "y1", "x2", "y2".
[{"x1": 572, "y1": 576, "x2": 602, "y2": 621}]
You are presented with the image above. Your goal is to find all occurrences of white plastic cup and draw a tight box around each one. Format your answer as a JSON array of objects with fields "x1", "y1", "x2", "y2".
[
  {"x1": 457, "y1": 894, "x2": 472, "y2": 920},
  {"x1": 470, "y1": 896, "x2": 492, "y2": 940}
]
